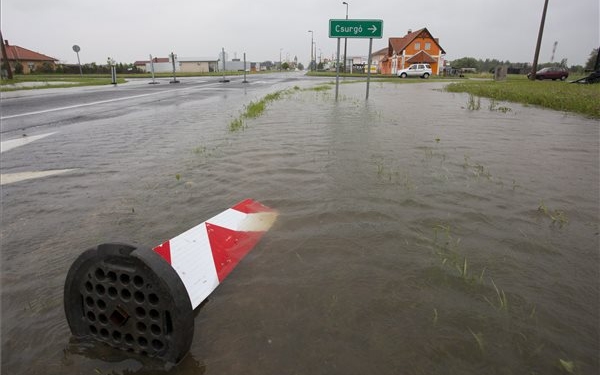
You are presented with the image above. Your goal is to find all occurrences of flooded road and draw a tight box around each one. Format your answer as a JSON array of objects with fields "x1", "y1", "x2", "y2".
[{"x1": 1, "y1": 80, "x2": 598, "y2": 374}]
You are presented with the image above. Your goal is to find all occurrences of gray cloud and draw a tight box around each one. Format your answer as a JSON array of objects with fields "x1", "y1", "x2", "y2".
[{"x1": 2, "y1": 0, "x2": 598, "y2": 66}]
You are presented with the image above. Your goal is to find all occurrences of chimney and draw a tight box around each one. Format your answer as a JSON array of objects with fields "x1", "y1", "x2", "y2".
[
  {"x1": 407, "y1": 29, "x2": 412, "y2": 34},
  {"x1": 4, "y1": 40, "x2": 8, "y2": 46}
]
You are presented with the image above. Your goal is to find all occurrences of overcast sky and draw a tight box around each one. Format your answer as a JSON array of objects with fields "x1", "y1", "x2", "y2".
[{"x1": 2, "y1": 0, "x2": 598, "y2": 66}]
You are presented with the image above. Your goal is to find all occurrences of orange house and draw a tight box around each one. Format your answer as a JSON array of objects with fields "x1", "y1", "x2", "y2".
[{"x1": 378, "y1": 28, "x2": 446, "y2": 75}]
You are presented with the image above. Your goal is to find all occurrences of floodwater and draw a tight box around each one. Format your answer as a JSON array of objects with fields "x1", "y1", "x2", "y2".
[{"x1": 1, "y1": 80, "x2": 598, "y2": 374}]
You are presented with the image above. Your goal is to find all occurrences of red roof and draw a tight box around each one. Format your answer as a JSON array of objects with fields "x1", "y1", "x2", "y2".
[
  {"x1": 1, "y1": 42, "x2": 58, "y2": 62},
  {"x1": 406, "y1": 50, "x2": 437, "y2": 63},
  {"x1": 134, "y1": 58, "x2": 169, "y2": 66},
  {"x1": 371, "y1": 47, "x2": 389, "y2": 57},
  {"x1": 388, "y1": 28, "x2": 446, "y2": 56}
]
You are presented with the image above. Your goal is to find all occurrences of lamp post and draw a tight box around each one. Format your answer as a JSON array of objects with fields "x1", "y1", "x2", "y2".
[
  {"x1": 313, "y1": 41, "x2": 317, "y2": 69},
  {"x1": 279, "y1": 48, "x2": 283, "y2": 71},
  {"x1": 342, "y1": 1, "x2": 349, "y2": 73},
  {"x1": 308, "y1": 30, "x2": 314, "y2": 71}
]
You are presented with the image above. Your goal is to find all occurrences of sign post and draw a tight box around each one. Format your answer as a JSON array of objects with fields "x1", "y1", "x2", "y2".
[
  {"x1": 366, "y1": 38, "x2": 373, "y2": 99},
  {"x1": 149, "y1": 54, "x2": 159, "y2": 84},
  {"x1": 335, "y1": 38, "x2": 341, "y2": 100},
  {"x1": 329, "y1": 19, "x2": 383, "y2": 100},
  {"x1": 72, "y1": 45, "x2": 83, "y2": 77},
  {"x1": 169, "y1": 52, "x2": 179, "y2": 84},
  {"x1": 107, "y1": 57, "x2": 117, "y2": 85}
]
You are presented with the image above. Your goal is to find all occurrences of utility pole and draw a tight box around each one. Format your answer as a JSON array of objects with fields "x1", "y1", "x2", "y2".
[
  {"x1": 530, "y1": 0, "x2": 549, "y2": 80},
  {"x1": 243, "y1": 52, "x2": 248, "y2": 83},
  {"x1": 0, "y1": 30, "x2": 14, "y2": 79}
]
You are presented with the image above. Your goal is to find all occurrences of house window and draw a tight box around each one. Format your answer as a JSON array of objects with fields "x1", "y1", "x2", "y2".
[
  {"x1": 425, "y1": 42, "x2": 431, "y2": 50},
  {"x1": 414, "y1": 42, "x2": 421, "y2": 50}
]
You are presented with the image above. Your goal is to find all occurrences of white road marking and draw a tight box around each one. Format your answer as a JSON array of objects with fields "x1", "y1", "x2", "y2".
[
  {"x1": 1, "y1": 133, "x2": 74, "y2": 184},
  {"x1": 1, "y1": 82, "x2": 220, "y2": 120},
  {"x1": 1, "y1": 132, "x2": 56, "y2": 153},
  {"x1": 1, "y1": 169, "x2": 76, "y2": 185}
]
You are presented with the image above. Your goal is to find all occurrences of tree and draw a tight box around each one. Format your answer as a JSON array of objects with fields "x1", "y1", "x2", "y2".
[
  {"x1": 281, "y1": 62, "x2": 289, "y2": 70},
  {"x1": 585, "y1": 48, "x2": 599, "y2": 70},
  {"x1": 451, "y1": 57, "x2": 480, "y2": 70},
  {"x1": 297, "y1": 63, "x2": 304, "y2": 71},
  {"x1": 14, "y1": 61, "x2": 23, "y2": 74},
  {"x1": 559, "y1": 58, "x2": 568, "y2": 68}
]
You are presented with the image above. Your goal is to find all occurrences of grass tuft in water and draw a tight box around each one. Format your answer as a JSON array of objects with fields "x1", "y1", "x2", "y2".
[
  {"x1": 558, "y1": 359, "x2": 575, "y2": 374},
  {"x1": 229, "y1": 117, "x2": 245, "y2": 132},
  {"x1": 306, "y1": 84, "x2": 333, "y2": 92},
  {"x1": 484, "y1": 277, "x2": 509, "y2": 311},
  {"x1": 538, "y1": 200, "x2": 568, "y2": 227},
  {"x1": 228, "y1": 89, "x2": 293, "y2": 132},
  {"x1": 245, "y1": 100, "x2": 266, "y2": 118},
  {"x1": 466, "y1": 94, "x2": 481, "y2": 110},
  {"x1": 468, "y1": 327, "x2": 485, "y2": 353}
]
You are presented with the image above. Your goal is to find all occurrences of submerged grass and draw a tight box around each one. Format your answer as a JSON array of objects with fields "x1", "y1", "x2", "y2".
[
  {"x1": 306, "y1": 84, "x2": 333, "y2": 92},
  {"x1": 445, "y1": 77, "x2": 600, "y2": 118},
  {"x1": 229, "y1": 84, "x2": 336, "y2": 131},
  {"x1": 538, "y1": 200, "x2": 569, "y2": 227},
  {"x1": 244, "y1": 100, "x2": 267, "y2": 119},
  {"x1": 229, "y1": 88, "x2": 298, "y2": 132}
]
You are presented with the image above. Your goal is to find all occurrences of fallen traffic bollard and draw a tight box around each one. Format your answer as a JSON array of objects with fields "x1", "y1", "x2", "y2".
[{"x1": 64, "y1": 199, "x2": 277, "y2": 363}]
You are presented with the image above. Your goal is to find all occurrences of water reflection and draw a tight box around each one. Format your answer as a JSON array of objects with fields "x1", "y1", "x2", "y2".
[
  {"x1": 63, "y1": 337, "x2": 205, "y2": 374},
  {"x1": 1, "y1": 81, "x2": 598, "y2": 374}
]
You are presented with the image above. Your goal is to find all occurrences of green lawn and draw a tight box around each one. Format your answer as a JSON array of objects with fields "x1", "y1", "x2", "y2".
[
  {"x1": 445, "y1": 75, "x2": 600, "y2": 118},
  {"x1": 0, "y1": 75, "x2": 126, "y2": 91},
  {"x1": 0, "y1": 71, "x2": 282, "y2": 91}
]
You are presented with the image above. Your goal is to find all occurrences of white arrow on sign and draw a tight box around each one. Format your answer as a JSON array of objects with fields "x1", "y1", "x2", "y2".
[{"x1": 368, "y1": 25, "x2": 378, "y2": 33}]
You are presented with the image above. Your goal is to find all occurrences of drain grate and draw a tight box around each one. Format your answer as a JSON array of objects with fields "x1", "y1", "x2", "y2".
[{"x1": 64, "y1": 243, "x2": 194, "y2": 363}]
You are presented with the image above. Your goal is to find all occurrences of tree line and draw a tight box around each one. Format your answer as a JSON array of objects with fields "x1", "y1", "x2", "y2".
[{"x1": 451, "y1": 48, "x2": 598, "y2": 73}]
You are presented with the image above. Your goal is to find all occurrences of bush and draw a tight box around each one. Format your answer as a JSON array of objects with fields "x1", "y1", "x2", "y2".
[
  {"x1": 14, "y1": 62, "x2": 23, "y2": 74},
  {"x1": 40, "y1": 62, "x2": 55, "y2": 73}
]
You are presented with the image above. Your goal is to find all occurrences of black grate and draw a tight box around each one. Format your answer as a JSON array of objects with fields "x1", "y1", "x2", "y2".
[{"x1": 64, "y1": 243, "x2": 194, "y2": 363}]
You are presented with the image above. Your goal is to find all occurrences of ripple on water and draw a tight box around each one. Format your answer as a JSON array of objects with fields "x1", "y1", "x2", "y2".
[{"x1": 1, "y1": 82, "x2": 598, "y2": 374}]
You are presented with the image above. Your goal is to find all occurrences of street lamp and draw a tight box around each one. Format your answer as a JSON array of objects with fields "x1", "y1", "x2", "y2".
[
  {"x1": 343, "y1": 1, "x2": 349, "y2": 73},
  {"x1": 308, "y1": 30, "x2": 314, "y2": 71},
  {"x1": 279, "y1": 48, "x2": 283, "y2": 71}
]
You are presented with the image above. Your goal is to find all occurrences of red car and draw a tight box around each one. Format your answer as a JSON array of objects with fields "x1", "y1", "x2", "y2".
[{"x1": 527, "y1": 67, "x2": 569, "y2": 81}]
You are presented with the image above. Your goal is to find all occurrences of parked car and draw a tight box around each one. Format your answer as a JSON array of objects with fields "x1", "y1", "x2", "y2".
[
  {"x1": 398, "y1": 63, "x2": 432, "y2": 78},
  {"x1": 527, "y1": 67, "x2": 569, "y2": 81}
]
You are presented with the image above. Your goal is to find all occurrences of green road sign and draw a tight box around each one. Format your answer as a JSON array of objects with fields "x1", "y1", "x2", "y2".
[{"x1": 329, "y1": 19, "x2": 383, "y2": 39}]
